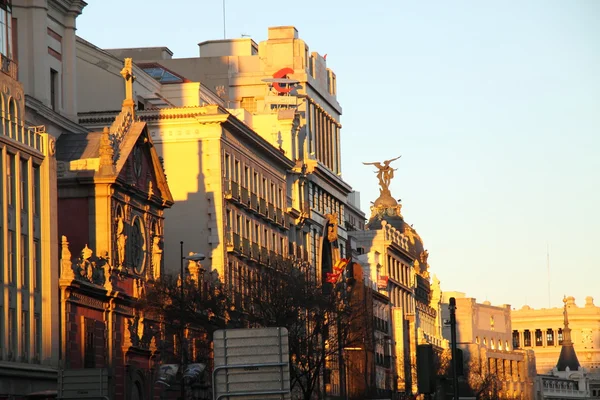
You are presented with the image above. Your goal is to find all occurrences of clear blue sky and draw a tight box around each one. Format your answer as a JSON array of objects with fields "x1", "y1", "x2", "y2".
[{"x1": 78, "y1": 0, "x2": 600, "y2": 310}]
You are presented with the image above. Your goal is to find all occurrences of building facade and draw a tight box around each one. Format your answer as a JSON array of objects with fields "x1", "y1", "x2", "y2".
[
  {"x1": 0, "y1": 1, "x2": 76, "y2": 396},
  {"x1": 511, "y1": 296, "x2": 600, "y2": 375},
  {"x1": 441, "y1": 293, "x2": 537, "y2": 399},
  {"x1": 56, "y1": 71, "x2": 175, "y2": 399},
  {"x1": 13, "y1": 0, "x2": 88, "y2": 136},
  {"x1": 349, "y1": 167, "x2": 448, "y2": 397},
  {"x1": 75, "y1": 25, "x2": 370, "y2": 399}
]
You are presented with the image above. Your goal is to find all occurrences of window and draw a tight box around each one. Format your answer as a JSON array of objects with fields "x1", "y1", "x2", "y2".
[
  {"x1": 523, "y1": 330, "x2": 531, "y2": 347},
  {"x1": 244, "y1": 166, "x2": 249, "y2": 188},
  {"x1": 20, "y1": 234, "x2": 28, "y2": 288},
  {"x1": 512, "y1": 330, "x2": 520, "y2": 348},
  {"x1": 21, "y1": 310, "x2": 29, "y2": 359},
  {"x1": 33, "y1": 240, "x2": 41, "y2": 291},
  {"x1": 33, "y1": 165, "x2": 40, "y2": 215},
  {"x1": 546, "y1": 329, "x2": 555, "y2": 346},
  {"x1": 50, "y1": 69, "x2": 58, "y2": 110},
  {"x1": 20, "y1": 159, "x2": 27, "y2": 210},
  {"x1": 0, "y1": 4, "x2": 13, "y2": 59},
  {"x1": 8, "y1": 308, "x2": 15, "y2": 357},
  {"x1": 84, "y1": 318, "x2": 95, "y2": 368},
  {"x1": 34, "y1": 314, "x2": 41, "y2": 361},
  {"x1": 558, "y1": 328, "x2": 563, "y2": 345},
  {"x1": 233, "y1": 160, "x2": 240, "y2": 183},
  {"x1": 224, "y1": 153, "x2": 230, "y2": 180},
  {"x1": 535, "y1": 329, "x2": 543, "y2": 346},
  {"x1": 8, "y1": 230, "x2": 15, "y2": 283},
  {"x1": 6, "y1": 152, "x2": 13, "y2": 205}
]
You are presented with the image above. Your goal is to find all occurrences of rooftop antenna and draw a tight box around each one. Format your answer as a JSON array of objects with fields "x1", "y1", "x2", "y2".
[
  {"x1": 547, "y1": 242, "x2": 551, "y2": 308},
  {"x1": 222, "y1": 0, "x2": 226, "y2": 39}
]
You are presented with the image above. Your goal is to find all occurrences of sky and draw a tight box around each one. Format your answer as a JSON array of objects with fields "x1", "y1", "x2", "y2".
[{"x1": 77, "y1": 1, "x2": 600, "y2": 310}]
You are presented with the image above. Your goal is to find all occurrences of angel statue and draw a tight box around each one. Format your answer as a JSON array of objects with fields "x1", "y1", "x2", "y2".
[{"x1": 362, "y1": 156, "x2": 401, "y2": 193}]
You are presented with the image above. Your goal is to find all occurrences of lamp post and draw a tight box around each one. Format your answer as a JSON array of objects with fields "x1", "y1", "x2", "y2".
[
  {"x1": 180, "y1": 241, "x2": 205, "y2": 400},
  {"x1": 449, "y1": 297, "x2": 459, "y2": 400}
]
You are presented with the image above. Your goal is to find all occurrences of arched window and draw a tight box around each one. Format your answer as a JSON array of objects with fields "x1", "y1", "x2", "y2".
[{"x1": 130, "y1": 215, "x2": 146, "y2": 274}]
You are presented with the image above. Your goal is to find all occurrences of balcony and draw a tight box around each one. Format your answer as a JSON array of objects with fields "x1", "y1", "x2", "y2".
[
  {"x1": 268, "y1": 203, "x2": 275, "y2": 221},
  {"x1": 259, "y1": 198, "x2": 267, "y2": 216},
  {"x1": 250, "y1": 193, "x2": 258, "y2": 212},
  {"x1": 241, "y1": 187, "x2": 249, "y2": 207},
  {"x1": 276, "y1": 208, "x2": 284, "y2": 226},
  {"x1": 225, "y1": 181, "x2": 240, "y2": 201},
  {"x1": 260, "y1": 247, "x2": 269, "y2": 264},
  {"x1": 231, "y1": 233, "x2": 241, "y2": 253},
  {"x1": 1, "y1": 54, "x2": 17, "y2": 80},
  {"x1": 251, "y1": 242, "x2": 260, "y2": 261},
  {"x1": 241, "y1": 238, "x2": 250, "y2": 257}
]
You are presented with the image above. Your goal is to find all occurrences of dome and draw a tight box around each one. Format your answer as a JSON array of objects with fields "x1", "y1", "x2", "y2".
[{"x1": 366, "y1": 202, "x2": 429, "y2": 276}]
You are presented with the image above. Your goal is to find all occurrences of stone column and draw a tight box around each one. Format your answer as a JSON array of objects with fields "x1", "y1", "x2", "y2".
[
  {"x1": 61, "y1": 11, "x2": 78, "y2": 121},
  {"x1": 29, "y1": 0, "x2": 50, "y2": 104}
]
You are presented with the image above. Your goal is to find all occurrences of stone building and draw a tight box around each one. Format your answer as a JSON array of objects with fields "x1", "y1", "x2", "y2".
[
  {"x1": 99, "y1": 26, "x2": 355, "y2": 288},
  {"x1": 349, "y1": 158, "x2": 448, "y2": 396},
  {"x1": 441, "y1": 293, "x2": 537, "y2": 399},
  {"x1": 535, "y1": 297, "x2": 595, "y2": 399},
  {"x1": 76, "y1": 27, "x2": 359, "y2": 398},
  {"x1": 0, "y1": 0, "x2": 85, "y2": 397},
  {"x1": 511, "y1": 296, "x2": 600, "y2": 375},
  {"x1": 56, "y1": 68, "x2": 175, "y2": 399}
]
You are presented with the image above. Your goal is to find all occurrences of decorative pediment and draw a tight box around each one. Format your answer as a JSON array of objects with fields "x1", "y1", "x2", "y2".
[{"x1": 116, "y1": 125, "x2": 173, "y2": 207}]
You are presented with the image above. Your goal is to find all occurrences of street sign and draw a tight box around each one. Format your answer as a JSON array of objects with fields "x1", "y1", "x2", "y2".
[{"x1": 213, "y1": 327, "x2": 291, "y2": 400}]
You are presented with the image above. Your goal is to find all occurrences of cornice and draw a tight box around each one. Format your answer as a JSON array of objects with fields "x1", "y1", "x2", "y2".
[
  {"x1": 49, "y1": 0, "x2": 87, "y2": 16},
  {"x1": 312, "y1": 161, "x2": 353, "y2": 197},
  {"x1": 26, "y1": 95, "x2": 89, "y2": 134}
]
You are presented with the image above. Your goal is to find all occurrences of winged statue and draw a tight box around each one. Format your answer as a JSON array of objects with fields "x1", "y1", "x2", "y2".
[{"x1": 363, "y1": 156, "x2": 401, "y2": 192}]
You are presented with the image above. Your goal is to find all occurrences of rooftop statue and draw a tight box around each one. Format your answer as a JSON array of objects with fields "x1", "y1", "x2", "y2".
[
  {"x1": 363, "y1": 156, "x2": 401, "y2": 208},
  {"x1": 363, "y1": 156, "x2": 401, "y2": 194}
]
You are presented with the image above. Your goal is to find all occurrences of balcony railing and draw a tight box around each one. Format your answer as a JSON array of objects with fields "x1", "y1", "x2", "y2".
[
  {"x1": 268, "y1": 203, "x2": 275, "y2": 221},
  {"x1": 251, "y1": 242, "x2": 260, "y2": 261},
  {"x1": 232, "y1": 233, "x2": 241, "y2": 252},
  {"x1": 241, "y1": 187, "x2": 249, "y2": 206},
  {"x1": 261, "y1": 247, "x2": 269, "y2": 264},
  {"x1": 1, "y1": 54, "x2": 17, "y2": 80},
  {"x1": 241, "y1": 238, "x2": 250, "y2": 257},
  {"x1": 250, "y1": 193, "x2": 258, "y2": 212},
  {"x1": 226, "y1": 181, "x2": 240, "y2": 201},
  {"x1": 259, "y1": 199, "x2": 267, "y2": 216}
]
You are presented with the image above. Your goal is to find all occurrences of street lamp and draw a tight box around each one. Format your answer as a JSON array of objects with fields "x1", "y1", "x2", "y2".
[{"x1": 180, "y1": 241, "x2": 205, "y2": 400}]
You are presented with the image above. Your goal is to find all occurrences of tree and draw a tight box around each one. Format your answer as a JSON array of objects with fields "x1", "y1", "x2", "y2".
[
  {"x1": 243, "y1": 259, "x2": 369, "y2": 400},
  {"x1": 466, "y1": 351, "x2": 503, "y2": 400},
  {"x1": 139, "y1": 269, "x2": 237, "y2": 368}
]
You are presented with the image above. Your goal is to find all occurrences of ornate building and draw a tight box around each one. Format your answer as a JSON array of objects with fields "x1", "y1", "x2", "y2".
[
  {"x1": 99, "y1": 26, "x2": 354, "y2": 286},
  {"x1": 56, "y1": 65, "x2": 174, "y2": 399},
  {"x1": 511, "y1": 296, "x2": 600, "y2": 375},
  {"x1": 441, "y1": 293, "x2": 537, "y2": 399},
  {"x1": 0, "y1": 0, "x2": 86, "y2": 396},
  {"x1": 349, "y1": 157, "x2": 448, "y2": 396},
  {"x1": 75, "y1": 24, "x2": 363, "y2": 399},
  {"x1": 535, "y1": 297, "x2": 595, "y2": 399}
]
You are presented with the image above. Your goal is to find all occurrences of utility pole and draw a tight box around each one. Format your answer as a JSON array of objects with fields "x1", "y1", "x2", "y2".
[{"x1": 449, "y1": 297, "x2": 459, "y2": 400}]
